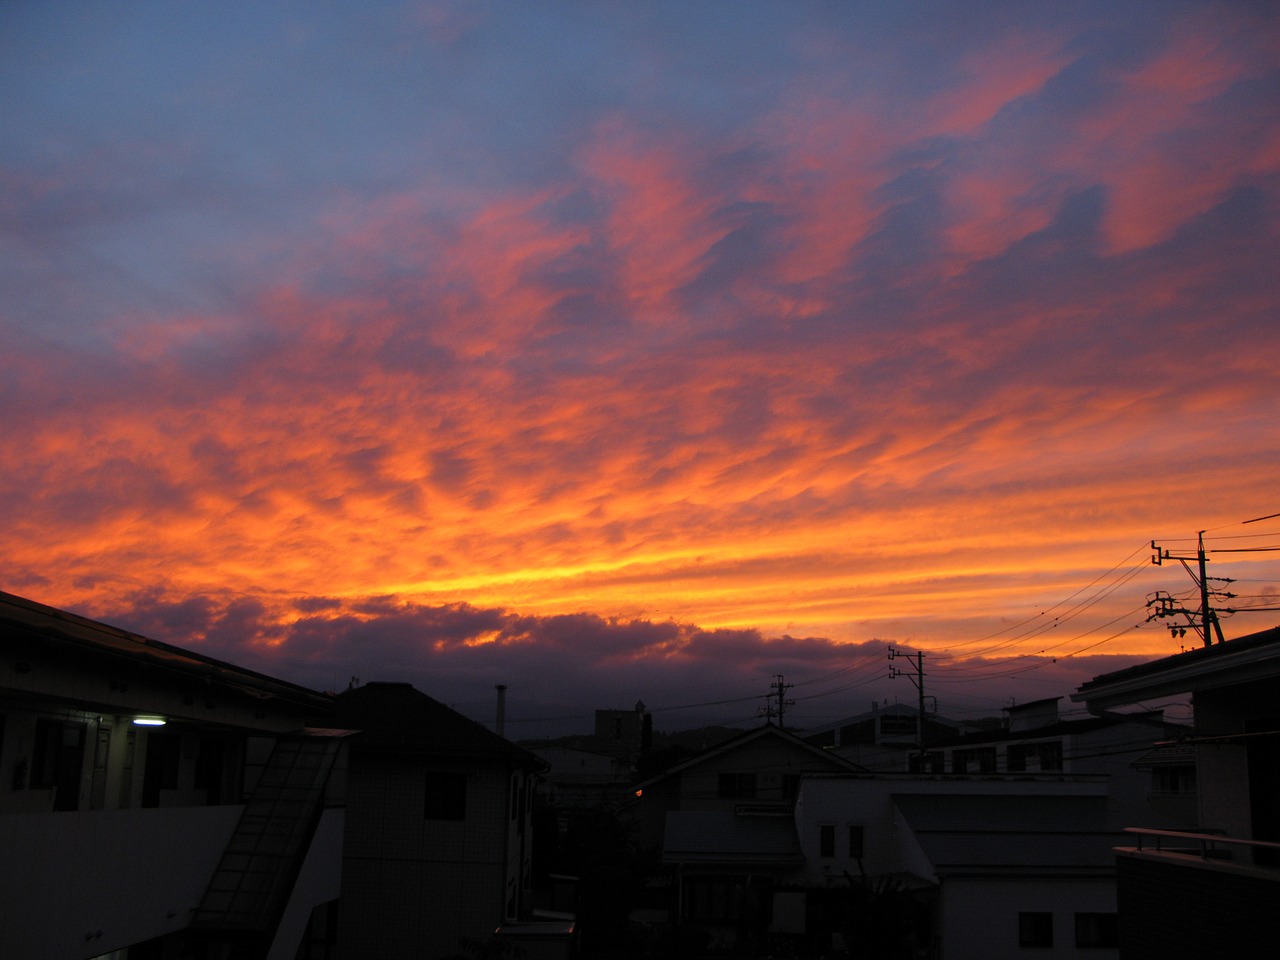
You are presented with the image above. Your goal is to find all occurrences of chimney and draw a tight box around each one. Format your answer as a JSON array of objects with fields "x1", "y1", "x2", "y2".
[{"x1": 495, "y1": 684, "x2": 507, "y2": 738}]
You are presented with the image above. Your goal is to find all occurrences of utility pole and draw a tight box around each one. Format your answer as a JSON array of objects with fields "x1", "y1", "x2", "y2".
[
  {"x1": 760, "y1": 674, "x2": 795, "y2": 728},
  {"x1": 1150, "y1": 532, "x2": 1228, "y2": 646},
  {"x1": 888, "y1": 646, "x2": 928, "y2": 757}
]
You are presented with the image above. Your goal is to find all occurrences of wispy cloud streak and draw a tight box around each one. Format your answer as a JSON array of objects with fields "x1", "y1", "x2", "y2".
[{"x1": 1, "y1": 1, "x2": 1277, "y2": 728}]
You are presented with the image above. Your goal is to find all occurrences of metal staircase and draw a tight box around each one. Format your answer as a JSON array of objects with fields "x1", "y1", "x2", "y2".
[{"x1": 191, "y1": 735, "x2": 342, "y2": 940}]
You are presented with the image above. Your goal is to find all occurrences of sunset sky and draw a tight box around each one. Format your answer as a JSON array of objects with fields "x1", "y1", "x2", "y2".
[{"x1": 2, "y1": 1, "x2": 1278, "y2": 735}]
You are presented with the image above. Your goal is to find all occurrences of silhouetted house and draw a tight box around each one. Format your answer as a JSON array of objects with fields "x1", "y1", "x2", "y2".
[
  {"x1": 796, "y1": 772, "x2": 1125, "y2": 959},
  {"x1": 529, "y1": 701, "x2": 653, "y2": 813},
  {"x1": 531, "y1": 743, "x2": 638, "y2": 811},
  {"x1": 0, "y1": 590, "x2": 546, "y2": 960},
  {"x1": 926, "y1": 697, "x2": 1194, "y2": 828},
  {"x1": 594, "y1": 700, "x2": 651, "y2": 761},
  {"x1": 628, "y1": 724, "x2": 864, "y2": 948},
  {"x1": 329, "y1": 681, "x2": 546, "y2": 959},
  {"x1": 1072, "y1": 625, "x2": 1280, "y2": 960},
  {"x1": 802, "y1": 702, "x2": 965, "y2": 771}
]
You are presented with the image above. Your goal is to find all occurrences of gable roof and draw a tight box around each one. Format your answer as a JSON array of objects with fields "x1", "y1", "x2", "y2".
[
  {"x1": 331, "y1": 681, "x2": 545, "y2": 769},
  {"x1": 633, "y1": 723, "x2": 864, "y2": 790}
]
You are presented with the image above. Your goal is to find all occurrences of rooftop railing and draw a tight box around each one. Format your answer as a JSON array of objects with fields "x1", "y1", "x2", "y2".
[{"x1": 1124, "y1": 826, "x2": 1280, "y2": 866}]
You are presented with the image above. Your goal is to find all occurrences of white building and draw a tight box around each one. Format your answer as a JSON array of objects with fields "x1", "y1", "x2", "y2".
[{"x1": 0, "y1": 590, "x2": 546, "y2": 960}]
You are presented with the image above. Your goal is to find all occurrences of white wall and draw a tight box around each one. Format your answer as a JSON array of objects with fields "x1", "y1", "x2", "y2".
[
  {"x1": 0, "y1": 805, "x2": 241, "y2": 960},
  {"x1": 267, "y1": 807, "x2": 345, "y2": 960},
  {"x1": 795, "y1": 774, "x2": 1108, "y2": 886},
  {"x1": 941, "y1": 877, "x2": 1117, "y2": 960}
]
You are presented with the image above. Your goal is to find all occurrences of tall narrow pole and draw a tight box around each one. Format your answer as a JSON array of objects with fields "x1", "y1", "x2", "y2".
[
  {"x1": 1197, "y1": 532, "x2": 1226, "y2": 645},
  {"x1": 916, "y1": 650, "x2": 927, "y2": 754},
  {"x1": 889, "y1": 646, "x2": 929, "y2": 764}
]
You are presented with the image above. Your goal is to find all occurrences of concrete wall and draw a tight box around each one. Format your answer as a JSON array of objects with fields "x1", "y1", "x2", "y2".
[
  {"x1": 941, "y1": 876, "x2": 1117, "y2": 960},
  {"x1": 338, "y1": 752, "x2": 515, "y2": 960},
  {"x1": 1117, "y1": 852, "x2": 1280, "y2": 960},
  {"x1": 0, "y1": 805, "x2": 241, "y2": 960},
  {"x1": 795, "y1": 774, "x2": 1108, "y2": 886}
]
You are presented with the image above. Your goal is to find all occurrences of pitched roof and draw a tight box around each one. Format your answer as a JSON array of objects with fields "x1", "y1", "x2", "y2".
[
  {"x1": 892, "y1": 794, "x2": 1122, "y2": 875},
  {"x1": 633, "y1": 723, "x2": 865, "y2": 790},
  {"x1": 331, "y1": 681, "x2": 545, "y2": 768},
  {"x1": 0, "y1": 589, "x2": 331, "y2": 712},
  {"x1": 663, "y1": 811, "x2": 804, "y2": 865},
  {"x1": 1072, "y1": 625, "x2": 1280, "y2": 710}
]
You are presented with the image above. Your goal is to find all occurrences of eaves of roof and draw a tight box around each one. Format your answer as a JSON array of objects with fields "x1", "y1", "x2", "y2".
[
  {"x1": 331, "y1": 681, "x2": 547, "y2": 770},
  {"x1": 1, "y1": 590, "x2": 333, "y2": 713},
  {"x1": 1072, "y1": 625, "x2": 1280, "y2": 710},
  {"x1": 632, "y1": 723, "x2": 865, "y2": 791}
]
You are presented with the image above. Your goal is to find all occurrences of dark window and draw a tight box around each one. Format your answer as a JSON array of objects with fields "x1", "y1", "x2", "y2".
[
  {"x1": 951, "y1": 747, "x2": 998, "y2": 773},
  {"x1": 1039, "y1": 741, "x2": 1063, "y2": 771},
  {"x1": 1007, "y1": 744, "x2": 1028, "y2": 772},
  {"x1": 33, "y1": 718, "x2": 87, "y2": 811},
  {"x1": 908, "y1": 751, "x2": 945, "y2": 773},
  {"x1": 819, "y1": 824, "x2": 836, "y2": 858},
  {"x1": 782, "y1": 774, "x2": 801, "y2": 799},
  {"x1": 425, "y1": 771, "x2": 467, "y2": 820},
  {"x1": 716, "y1": 772, "x2": 757, "y2": 799},
  {"x1": 1007, "y1": 741, "x2": 1062, "y2": 773},
  {"x1": 141, "y1": 732, "x2": 181, "y2": 808},
  {"x1": 1152, "y1": 765, "x2": 1196, "y2": 795},
  {"x1": 684, "y1": 876, "x2": 756, "y2": 923},
  {"x1": 194, "y1": 737, "x2": 226, "y2": 804},
  {"x1": 880, "y1": 715, "x2": 917, "y2": 737},
  {"x1": 1019, "y1": 912, "x2": 1053, "y2": 948},
  {"x1": 848, "y1": 825, "x2": 865, "y2": 859},
  {"x1": 1074, "y1": 913, "x2": 1118, "y2": 948}
]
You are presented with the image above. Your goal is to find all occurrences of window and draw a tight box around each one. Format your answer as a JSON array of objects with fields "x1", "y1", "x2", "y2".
[
  {"x1": 425, "y1": 771, "x2": 467, "y2": 820},
  {"x1": 848, "y1": 824, "x2": 865, "y2": 859},
  {"x1": 1074, "y1": 913, "x2": 1118, "y2": 948},
  {"x1": 684, "y1": 876, "x2": 754, "y2": 922},
  {"x1": 951, "y1": 747, "x2": 997, "y2": 773},
  {"x1": 34, "y1": 718, "x2": 87, "y2": 811},
  {"x1": 1018, "y1": 912, "x2": 1053, "y2": 948},
  {"x1": 194, "y1": 737, "x2": 226, "y2": 804},
  {"x1": 141, "y1": 731, "x2": 181, "y2": 808},
  {"x1": 908, "y1": 751, "x2": 945, "y2": 773},
  {"x1": 819, "y1": 824, "x2": 836, "y2": 858},
  {"x1": 880, "y1": 715, "x2": 917, "y2": 737},
  {"x1": 1007, "y1": 741, "x2": 1063, "y2": 772},
  {"x1": 716, "y1": 772, "x2": 757, "y2": 799},
  {"x1": 1039, "y1": 741, "x2": 1063, "y2": 771},
  {"x1": 1151, "y1": 765, "x2": 1196, "y2": 795}
]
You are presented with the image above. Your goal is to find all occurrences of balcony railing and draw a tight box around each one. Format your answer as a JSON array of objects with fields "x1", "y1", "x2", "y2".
[{"x1": 1124, "y1": 826, "x2": 1280, "y2": 868}]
